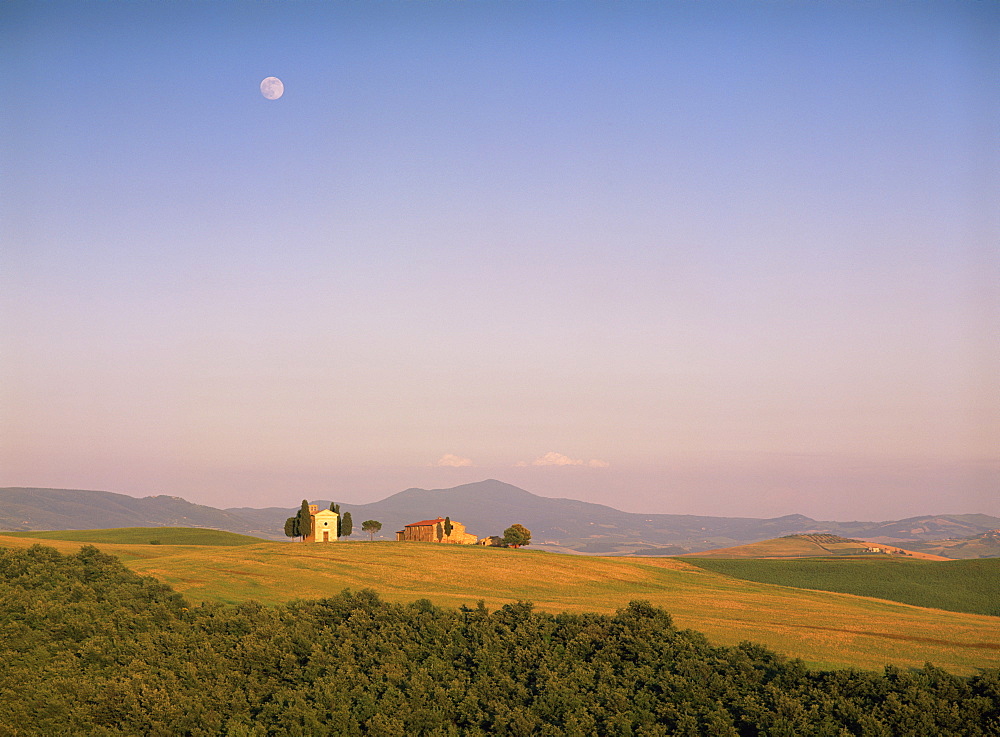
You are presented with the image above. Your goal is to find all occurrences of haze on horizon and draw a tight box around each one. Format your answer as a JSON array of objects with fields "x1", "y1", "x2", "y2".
[{"x1": 2, "y1": 1, "x2": 997, "y2": 521}]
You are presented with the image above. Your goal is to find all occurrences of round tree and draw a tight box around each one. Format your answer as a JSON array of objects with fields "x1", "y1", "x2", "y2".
[
  {"x1": 503, "y1": 524, "x2": 531, "y2": 548},
  {"x1": 361, "y1": 520, "x2": 382, "y2": 542}
]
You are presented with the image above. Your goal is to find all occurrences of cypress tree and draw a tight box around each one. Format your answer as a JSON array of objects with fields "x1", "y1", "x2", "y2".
[
  {"x1": 341, "y1": 512, "x2": 352, "y2": 537},
  {"x1": 331, "y1": 503, "x2": 342, "y2": 536},
  {"x1": 436, "y1": 521, "x2": 444, "y2": 542},
  {"x1": 283, "y1": 517, "x2": 297, "y2": 540},
  {"x1": 444, "y1": 516, "x2": 453, "y2": 538},
  {"x1": 297, "y1": 500, "x2": 312, "y2": 542}
]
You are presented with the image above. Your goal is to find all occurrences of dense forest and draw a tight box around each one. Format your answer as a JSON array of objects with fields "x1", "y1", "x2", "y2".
[{"x1": 1, "y1": 544, "x2": 998, "y2": 736}]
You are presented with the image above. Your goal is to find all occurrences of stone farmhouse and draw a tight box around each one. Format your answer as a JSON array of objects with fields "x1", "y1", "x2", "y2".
[
  {"x1": 303, "y1": 505, "x2": 339, "y2": 543},
  {"x1": 395, "y1": 517, "x2": 478, "y2": 544}
]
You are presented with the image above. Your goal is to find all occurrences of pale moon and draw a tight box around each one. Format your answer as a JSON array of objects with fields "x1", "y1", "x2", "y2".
[{"x1": 260, "y1": 77, "x2": 284, "y2": 100}]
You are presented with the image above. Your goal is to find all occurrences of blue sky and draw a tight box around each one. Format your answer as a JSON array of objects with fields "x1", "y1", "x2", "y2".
[{"x1": 2, "y1": 1, "x2": 997, "y2": 518}]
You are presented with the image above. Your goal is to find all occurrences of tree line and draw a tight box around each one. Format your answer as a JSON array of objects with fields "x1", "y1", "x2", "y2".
[{"x1": 2, "y1": 543, "x2": 998, "y2": 735}]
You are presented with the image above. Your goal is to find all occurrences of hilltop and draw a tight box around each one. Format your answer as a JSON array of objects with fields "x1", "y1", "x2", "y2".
[
  {"x1": 899, "y1": 530, "x2": 1000, "y2": 560},
  {"x1": 231, "y1": 480, "x2": 1000, "y2": 555},
  {"x1": 0, "y1": 527, "x2": 263, "y2": 546},
  {"x1": 4, "y1": 482, "x2": 999, "y2": 555},
  {"x1": 685, "y1": 534, "x2": 950, "y2": 560}
]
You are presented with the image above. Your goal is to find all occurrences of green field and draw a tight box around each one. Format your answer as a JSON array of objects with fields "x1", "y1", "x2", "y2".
[
  {"x1": 682, "y1": 533, "x2": 936, "y2": 559},
  {"x1": 1, "y1": 533, "x2": 998, "y2": 675},
  {"x1": 0, "y1": 527, "x2": 263, "y2": 546},
  {"x1": 905, "y1": 532, "x2": 1000, "y2": 560},
  {"x1": 685, "y1": 556, "x2": 1000, "y2": 617}
]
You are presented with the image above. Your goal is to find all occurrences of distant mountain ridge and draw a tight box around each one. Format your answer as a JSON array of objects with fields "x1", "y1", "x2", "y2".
[
  {"x1": 3, "y1": 481, "x2": 998, "y2": 556},
  {"x1": 0, "y1": 487, "x2": 279, "y2": 539}
]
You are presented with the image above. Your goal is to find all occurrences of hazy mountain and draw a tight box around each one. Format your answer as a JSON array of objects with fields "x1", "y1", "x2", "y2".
[
  {"x1": 5, "y1": 481, "x2": 999, "y2": 555},
  {"x1": 308, "y1": 482, "x2": 832, "y2": 552},
  {"x1": 0, "y1": 488, "x2": 281, "y2": 539},
  {"x1": 229, "y1": 480, "x2": 1000, "y2": 555}
]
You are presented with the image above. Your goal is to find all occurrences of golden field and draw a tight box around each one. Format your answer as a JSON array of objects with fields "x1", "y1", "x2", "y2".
[{"x1": 1, "y1": 533, "x2": 997, "y2": 675}]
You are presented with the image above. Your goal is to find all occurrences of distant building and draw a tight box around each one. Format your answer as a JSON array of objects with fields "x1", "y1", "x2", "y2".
[
  {"x1": 304, "y1": 505, "x2": 339, "y2": 543},
  {"x1": 395, "y1": 517, "x2": 478, "y2": 544}
]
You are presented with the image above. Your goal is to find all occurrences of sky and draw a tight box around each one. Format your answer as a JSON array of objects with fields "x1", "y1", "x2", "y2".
[{"x1": 2, "y1": 1, "x2": 998, "y2": 520}]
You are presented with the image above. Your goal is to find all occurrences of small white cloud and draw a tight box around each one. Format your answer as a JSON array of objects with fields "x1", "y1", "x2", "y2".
[
  {"x1": 521, "y1": 452, "x2": 610, "y2": 468},
  {"x1": 435, "y1": 454, "x2": 474, "y2": 467},
  {"x1": 534, "y1": 451, "x2": 582, "y2": 466}
]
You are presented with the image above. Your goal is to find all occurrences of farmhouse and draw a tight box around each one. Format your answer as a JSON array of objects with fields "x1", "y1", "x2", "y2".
[
  {"x1": 395, "y1": 517, "x2": 478, "y2": 544},
  {"x1": 304, "y1": 505, "x2": 339, "y2": 543}
]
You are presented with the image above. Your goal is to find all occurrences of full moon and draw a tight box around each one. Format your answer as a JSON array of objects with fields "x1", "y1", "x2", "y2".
[{"x1": 260, "y1": 77, "x2": 284, "y2": 100}]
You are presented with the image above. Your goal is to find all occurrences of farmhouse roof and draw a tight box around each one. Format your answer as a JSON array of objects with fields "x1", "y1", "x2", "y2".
[{"x1": 405, "y1": 518, "x2": 446, "y2": 527}]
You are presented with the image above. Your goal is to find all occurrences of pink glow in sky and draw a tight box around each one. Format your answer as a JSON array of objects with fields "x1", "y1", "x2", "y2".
[{"x1": 2, "y1": 1, "x2": 997, "y2": 518}]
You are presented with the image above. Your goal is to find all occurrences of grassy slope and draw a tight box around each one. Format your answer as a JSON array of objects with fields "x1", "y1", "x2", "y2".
[
  {"x1": 0, "y1": 527, "x2": 262, "y2": 546},
  {"x1": 1, "y1": 535, "x2": 997, "y2": 675},
  {"x1": 686, "y1": 535, "x2": 948, "y2": 560},
  {"x1": 903, "y1": 534, "x2": 1000, "y2": 560},
  {"x1": 684, "y1": 557, "x2": 1000, "y2": 617},
  {"x1": 686, "y1": 536, "x2": 839, "y2": 557}
]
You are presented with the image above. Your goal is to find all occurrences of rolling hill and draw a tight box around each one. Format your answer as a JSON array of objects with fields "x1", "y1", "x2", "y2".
[
  {"x1": 898, "y1": 530, "x2": 1000, "y2": 559},
  {"x1": 685, "y1": 556, "x2": 1000, "y2": 617},
  {"x1": 685, "y1": 534, "x2": 949, "y2": 560},
  {"x1": 233, "y1": 480, "x2": 1000, "y2": 554},
  {"x1": 5, "y1": 482, "x2": 1000, "y2": 555},
  {"x1": 0, "y1": 532, "x2": 996, "y2": 675}
]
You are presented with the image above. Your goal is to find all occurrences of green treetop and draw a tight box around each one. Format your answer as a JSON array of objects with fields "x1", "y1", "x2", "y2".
[
  {"x1": 503, "y1": 524, "x2": 531, "y2": 548},
  {"x1": 296, "y1": 500, "x2": 312, "y2": 541},
  {"x1": 331, "y1": 503, "x2": 341, "y2": 536},
  {"x1": 361, "y1": 520, "x2": 382, "y2": 542}
]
